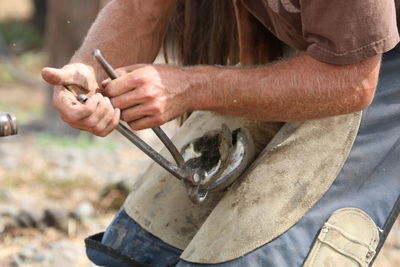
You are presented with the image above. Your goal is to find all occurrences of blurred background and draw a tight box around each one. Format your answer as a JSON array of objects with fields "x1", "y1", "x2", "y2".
[{"x1": 0, "y1": 0, "x2": 398, "y2": 266}]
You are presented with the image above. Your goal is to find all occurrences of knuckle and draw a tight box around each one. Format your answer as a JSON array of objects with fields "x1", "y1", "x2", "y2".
[
  {"x1": 104, "y1": 83, "x2": 115, "y2": 97},
  {"x1": 103, "y1": 86, "x2": 111, "y2": 96},
  {"x1": 128, "y1": 122, "x2": 137, "y2": 130},
  {"x1": 129, "y1": 121, "x2": 143, "y2": 131},
  {"x1": 91, "y1": 131, "x2": 102, "y2": 137},
  {"x1": 150, "y1": 102, "x2": 164, "y2": 114},
  {"x1": 120, "y1": 110, "x2": 134, "y2": 121},
  {"x1": 152, "y1": 116, "x2": 164, "y2": 125},
  {"x1": 86, "y1": 118, "x2": 98, "y2": 128},
  {"x1": 115, "y1": 68, "x2": 126, "y2": 75},
  {"x1": 120, "y1": 111, "x2": 129, "y2": 121},
  {"x1": 92, "y1": 125, "x2": 103, "y2": 135},
  {"x1": 99, "y1": 99, "x2": 108, "y2": 110},
  {"x1": 85, "y1": 104, "x2": 97, "y2": 114},
  {"x1": 143, "y1": 88, "x2": 157, "y2": 100},
  {"x1": 130, "y1": 73, "x2": 147, "y2": 84},
  {"x1": 92, "y1": 123, "x2": 106, "y2": 136},
  {"x1": 110, "y1": 97, "x2": 120, "y2": 108},
  {"x1": 124, "y1": 75, "x2": 135, "y2": 88},
  {"x1": 97, "y1": 132, "x2": 107, "y2": 137}
]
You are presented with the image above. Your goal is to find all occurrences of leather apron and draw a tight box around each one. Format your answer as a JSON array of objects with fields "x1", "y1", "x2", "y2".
[{"x1": 124, "y1": 110, "x2": 361, "y2": 263}]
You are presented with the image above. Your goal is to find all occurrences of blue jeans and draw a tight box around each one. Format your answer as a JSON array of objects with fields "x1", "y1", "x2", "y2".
[{"x1": 86, "y1": 209, "x2": 181, "y2": 267}]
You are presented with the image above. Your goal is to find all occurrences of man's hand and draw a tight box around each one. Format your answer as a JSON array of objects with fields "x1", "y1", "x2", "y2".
[
  {"x1": 41, "y1": 63, "x2": 120, "y2": 137},
  {"x1": 103, "y1": 64, "x2": 192, "y2": 130}
]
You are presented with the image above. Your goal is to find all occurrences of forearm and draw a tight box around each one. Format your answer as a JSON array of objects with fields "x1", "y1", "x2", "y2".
[
  {"x1": 189, "y1": 54, "x2": 381, "y2": 121},
  {"x1": 70, "y1": 0, "x2": 176, "y2": 83}
]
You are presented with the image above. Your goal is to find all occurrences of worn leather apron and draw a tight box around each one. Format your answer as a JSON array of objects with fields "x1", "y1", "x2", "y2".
[{"x1": 124, "y1": 110, "x2": 361, "y2": 263}]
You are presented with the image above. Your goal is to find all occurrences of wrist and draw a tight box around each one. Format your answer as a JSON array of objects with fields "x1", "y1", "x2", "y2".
[{"x1": 184, "y1": 65, "x2": 222, "y2": 111}]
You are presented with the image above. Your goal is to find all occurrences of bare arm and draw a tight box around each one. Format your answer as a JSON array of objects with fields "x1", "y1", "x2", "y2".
[
  {"x1": 41, "y1": 0, "x2": 176, "y2": 136},
  {"x1": 105, "y1": 54, "x2": 381, "y2": 129},
  {"x1": 189, "y1": 54, "x2": 381, "y2": 121},
  {"x1": 71, "y1": 0, "x2": 176, "y2": 82}
]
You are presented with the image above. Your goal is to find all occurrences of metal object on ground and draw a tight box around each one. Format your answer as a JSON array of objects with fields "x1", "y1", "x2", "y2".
[
  {"x1": 71, "y1": 49, "x2": 254, "y2": 204},
  {"x1": 0, "y1": 112, "x2": 17, "y2": 137}
]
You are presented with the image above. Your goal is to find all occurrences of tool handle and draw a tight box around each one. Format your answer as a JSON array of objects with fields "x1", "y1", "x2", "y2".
[
  {"x1": 92, "y1": 50, "x2": 119, "y2": 79},
  {"x1": 92, "y1": 49, "x2": 187, "y2": 169},
  {"x1": 115, "y1": 123, "x2": 187, "y2": 180}
]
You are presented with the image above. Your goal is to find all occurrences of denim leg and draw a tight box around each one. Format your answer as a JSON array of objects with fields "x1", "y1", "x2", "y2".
[{"x1": 86, "y1": 209, "x2": 183, "y2": 267}]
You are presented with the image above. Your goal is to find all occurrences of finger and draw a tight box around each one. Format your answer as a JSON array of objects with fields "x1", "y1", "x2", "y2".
[
  {"x1": 43, "y1": 65, "x2": 98, "y2": 92},
  {"x1": 116, "y1": 64, "x2": 146, "y2": 74},
  {"x1": 120, "y1": 101, "x2": 161, "y2": 122},
  {"x1": 58, "y1": 93, "x2": 102, "y2": 123},
  {"x1": 111, "y1": 87, "x2": 157, "y2": 110},
  {"x1": 104, "y1": 74, "x2": 146, "y2": 97},
  {"x1": 112, "y1": 65, "x2": 146, "y2": 76},
  {"x1": 115, "y1": 68, "x2": 128, "y2": 76},
  {"x1": 101, "y1": 78, "x2": 111, "y2": 88},
  {"x1": 91, "y1": 103, "x2": 116, "y2": 136},
  {"x1": 70, "y1": 107, "x2": 120, "y2": 136},
  {"x1": 98, "y1": 108, "x2": 121, "y2": 137},
  {"x1": 42, "y1": 67, "x2": 69, "y2": 85},
  {"x1": 128, "y1": 116, "x2": 164, "y2": 131},
  {"x1": 75, "y1": 96, "x2": 111, "y2": 128},
  {"x1": 100, "y1": 68, "x2": 128, "y2": 88}
]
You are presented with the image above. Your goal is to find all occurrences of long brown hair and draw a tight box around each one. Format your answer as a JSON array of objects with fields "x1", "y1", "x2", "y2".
[
  {"x1": 167, "y1": 0, "x2": 239, "y2": 66},
  {"x1": 167, "y1": 0, "x2": 284, "y2": 66}
]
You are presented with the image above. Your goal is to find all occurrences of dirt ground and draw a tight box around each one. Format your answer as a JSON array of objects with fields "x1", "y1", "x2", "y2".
[{"x1": 0, "y1": 1, "x2": 399, "y2": 266}]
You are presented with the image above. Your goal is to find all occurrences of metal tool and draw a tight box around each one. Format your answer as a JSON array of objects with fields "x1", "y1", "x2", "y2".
[
  {"x1": 67, "y1": 49, "x2": 254, "y2": 203},
  {"x1": 0, "y1": 112, "x2": 17, "y2": 137}
]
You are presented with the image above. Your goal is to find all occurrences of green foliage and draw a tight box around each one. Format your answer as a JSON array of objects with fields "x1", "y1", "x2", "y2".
[
  {"x1": 0, "y1": 63, "x2": 14, "y2": 83},
  {"x1": 0, "y1": 21, "x2": 43, "y2": 52}
]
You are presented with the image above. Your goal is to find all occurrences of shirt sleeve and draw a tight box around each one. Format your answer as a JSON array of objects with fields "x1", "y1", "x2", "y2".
[{"x1": 301, "y1": 0, "x2": 399, "y2": 64}]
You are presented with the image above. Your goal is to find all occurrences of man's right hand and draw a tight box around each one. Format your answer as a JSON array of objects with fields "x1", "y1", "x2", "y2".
[{"x1": 41, "y1": 63, "x2": 120, "y2": 137}]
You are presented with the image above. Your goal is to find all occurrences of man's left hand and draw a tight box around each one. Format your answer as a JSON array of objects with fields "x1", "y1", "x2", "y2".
[{"x1": 103, "y1": 64, "x2": 193, "y2": 130}]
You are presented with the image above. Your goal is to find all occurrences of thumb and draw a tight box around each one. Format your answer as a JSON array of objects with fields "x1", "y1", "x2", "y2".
[{"x1": 41, "y1": 67, "x2": 69, "y2": 85}]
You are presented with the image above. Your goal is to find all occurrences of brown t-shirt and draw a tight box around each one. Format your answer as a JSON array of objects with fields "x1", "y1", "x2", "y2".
[{"x1": 240, "y1": 0, "x2": 400, "y2": 64}]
